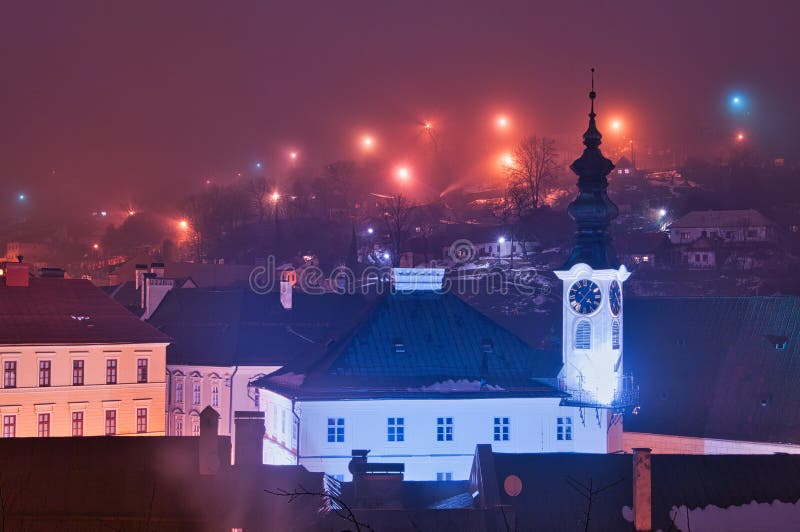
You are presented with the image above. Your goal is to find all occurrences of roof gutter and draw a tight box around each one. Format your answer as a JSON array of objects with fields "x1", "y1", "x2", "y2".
[{"x1": 228, "y1": 365, "x2": 239, "y2": 436}]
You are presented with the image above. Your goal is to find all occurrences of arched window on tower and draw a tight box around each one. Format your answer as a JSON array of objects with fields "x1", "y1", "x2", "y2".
[
  {"x1": 575, "y1": 321, "x2": 591, "y2": 350},
  {"x1": 612, "y1": 319, "x2": 620, "y2": 350}
]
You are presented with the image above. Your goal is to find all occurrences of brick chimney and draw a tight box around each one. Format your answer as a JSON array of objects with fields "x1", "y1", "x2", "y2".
[
  {"x1": 5, "y1": 262, "x2": 30, "y2": 287},
  {"x1": 632, "y1": 448, "x2": 652, "y2": 531},
  {"x1": 199, "y1": 406, "x2": 223, "y2": 475},
  {"x1": 233, "y1": 411, "x2": 265, "y2": 466},
  {"x1": 150, "y1": 262, "x2": 165, "y2": 278}
]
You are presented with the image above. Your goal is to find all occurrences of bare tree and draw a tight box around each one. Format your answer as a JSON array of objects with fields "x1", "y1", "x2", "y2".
[
  {"x1": 380, "y1": 194, "x2": 416, "y2": 267},
  {"x1": 505, "y1": 136, "x2": 559, "y2": 211},
  {"x1": 245, "y1": 176, "x2": 276, "y2": 225},
  {"x1": 265, "y1": 486, "x2": 374, "y2": 532}
]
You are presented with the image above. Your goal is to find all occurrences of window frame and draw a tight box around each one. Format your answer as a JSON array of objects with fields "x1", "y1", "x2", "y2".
[
  {"x1": 387, "y1": 417, "x2": 405, "y2": 442},
  {"x1": 105, "y1": 409, "x2": 117, "y2": 436},
  {"x1": 327, "y1": 418, "x2": 345, "y2": 443},
  {"x1": 136, "y1": 358, "x2": 149, "y2": 384},
  {"x1": 106, "y1": 359, "x2": 118, "y2": 385},
  {"x1": 72, "y1": 359, "x2": 85, "y2": 386},
  {"x1": 436, "y1": 417, "x2": 454, "y2": 442},
  {"x1": 71, "y1": 411, "x2": 84, "y2": 436},
  {"x1": 2, "y1": 414, "x2": 16, "y2": 438},
  {"x1": 136, "y1": 407, "x2": 148, "y2": 434},
  {"x1": 493, "y1": 417, "x2": 510, "y2": 442},
  {"x1": 38, "y1": 360, "x2": 52, "y2": 387},
  {"x1": 3, "y1": 360, "x2": 17, "y2": 388},
  {"x1": 37, "y1": 413, "x2": 50, "y2": 437},
  {"x1": 557, "y1": 416, "x2": 573, "y2": 441}
]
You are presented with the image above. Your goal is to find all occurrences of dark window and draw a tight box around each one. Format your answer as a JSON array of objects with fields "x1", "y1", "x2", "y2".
[
  {"x1": 176, "y1": 380, "x2": 184, "y2": 404},
  {"x1": 612, "y1": 320, "x2": 621, "y2": 350},
  {"x1": 37, "y1": 413, "x2": 50, "y2": 437},
  {"x1": 105, "y1": 410, "x2": 116, "y2": 435},
  {"x1": 436, "y1": 417, "x2": 453, "y2": 441},
  {"x1": 136, "y1": 408, "x2": 147, "y2": 433},
  {"x1": 557, "y1": 417, "x2": 573, "y2": 441},
  {"x1": 72, "y1": 411, "x2": 84, "y2": 436},
  {"x1": 73, "y1": 360, "x2": 84, "y2": 386},
  {"x1": 327, "y1": 418, "x2": 344, "y2": 442},
  {"x1": 106, "y1": 359, "x2": 117, "y2": 385},
  {"x1": 137, "y1": 359, "x2": 148, "y2": 383},
  {"x1": 3, "y1": 361, "x2": 16, "y2": 388},
  {"x1": 388, "y1": 417, "x2": 405, "y2": 442},
  {"x1": 493, "y1": 417, "x2": 510, "y2": 441},
  {"x1": 192, "y1": 382, "x2": 201, "y2": 405},
  {"x1": 211, "y1": 385, "x2": 220, "y2": 407},
  {"x1": 2, "y1": 415, "x2": 15, "y2": 438},
  {"x1": 38, "y1": 360, "x2": 51, "y2": 387}
]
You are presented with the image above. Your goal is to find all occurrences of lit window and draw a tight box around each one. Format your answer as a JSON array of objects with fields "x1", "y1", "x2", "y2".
[
  {"x1": 3, "y1": 361, "x2": 17, "y2": 388},
  {"x1": 493, "y1": 417, "x2": 510, "y2": 441},
  {"x1": 3, "y1": 415, "x2": 16, "y2": 438},
  {"x1": 105, "y1": 410, "x2": 117, "y2": 435},
  {"x1": 327, "y1": 418, "x2": 345, "y2": 443},
  {"x1": 624, "y1": 168, "x2": 630, "y2": 175},
  {"x1": 575, "y1": 321, "x2": 591, "y2": 350},
  {"x1": 72, "y1": 360, "x2": 84, "y2": 386},
  {"x1": 388, "y1": 417, "x2": 405, "y2": 442},
  {"x1": 191, "y1": 416, "x2": 200, "y2": 436},
  {"x1": 106, "y1": 359, "x2": 117, "y2": 385},
  {"x1": 137, "y1": 359, "x2": 148, "y2": 383},
  {"x1": 176, "y1": 380, "x2": 184, "y2": 404},
  {"x1": 38, "y1": 413, "x2": 50, "y2": 437},
  {"x1": 642, "y1": 255, "x2": 650, "y2": 263},
  {"x1": 39, "y1": 360, "x2": 51, "y2": 387},
  {"x1": 436, "y1": 417, "x2": 453, "y2": 442},
  {"x1": 612, "y1": 320, "x2": 620, "y2": 350},
  {"x1": 557, "y1": 417, "x2": 573, "y2": 441},
  {"x1": 136, "y1": 408, "x2": 148, "y2": 434},
  {"x1": 72, "y1": 411, "x2": 84, "y2": 436},
  {"x1": 436, "y1": 472, "x2": 453, "y2": 481},
  {"x1": 193, "y1": 382, "x2": 201, "y2": 405}
]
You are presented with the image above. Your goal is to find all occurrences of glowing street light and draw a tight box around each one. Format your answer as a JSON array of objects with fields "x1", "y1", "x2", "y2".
[
  {"x1": 17, "y1": 193, "x2": 25, "y2": 201},
  {"x1": 179, "y1": 219, "x2": 189, "y2": 230},
  {"x1": 498, "y1": 236, "x2": 506, "y2": 244},
  {"x1": 362, "y1": 135, "x2": 375, "y2": 149},
  {"x1": 501, "y1": 152, "x2": 514, "y2": 167},
  {"x1": 496, "y1": 115, "x2": 509, "y2": 129},
  {"x1": 658, "y1": 208, "x2": 667, "y2": 218},
  {"x1": 289, "y1": 151, "x2": 298, "y2": 160},
  {"x1": 736, "y1": 132, "x2": 745, "y2": 141},
  {"x1": 424, "y1": 121, "x2": 433, "y2": 130},
  {"x1": 396, "y1": 166, "x2": 411, "y2": 181},
  {"x1": 367, "y1": 227, "x2": 374, "y2": 235},
  {"x1": 128, "y1": 210, "x2": 136, "y2": 216},
  {"x1": 100, "y1": 211, "x2": 108, "y2": 217},
  {"x1": 271, "y1": 191, "x2": 280, "y2": 202},
  {"x1": 92, "y1": 243, "x2": 100, "y2": 250},
  {"x1": 611, "y1": 119, "x2": 622, "y2": 131},
  {"x1": 255, "y1": 162, "x2": 262, "y2": 169}
]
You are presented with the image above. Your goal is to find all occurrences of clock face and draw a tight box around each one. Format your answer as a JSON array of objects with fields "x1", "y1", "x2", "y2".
[
  {"x1": 568, "y1": 279, "x2": 602, "y2": 315},
  {"x1": 609, "y1": 280, "x2": 622, "y2": 316}
]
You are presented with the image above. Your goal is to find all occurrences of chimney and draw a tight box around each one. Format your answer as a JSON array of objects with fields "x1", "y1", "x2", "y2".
[
  {"x1": 632, "y1": 448, "x2": 652, "y2": 532},
  {"x1": 134, "y1": 264, "x2": 148, "y2": 290},
  {"x1": 280, "y1": 281, "x2": 293, "y2": 310},
  {"x1": 233, "y1": 411, "x2": 265, "y2": 466},
  {"x1": 5, "y1": 262, "x2": 30, "y2": 287},
  {"x1": 39, "y1": 267, "x2": 65, "y2": 278},
  {"x1": 150, "y1": 262, "x2": 165, "y2": 278},
  {"x1": 199, "y1": 406, "x2": 224, "y2": 475},
  {"x1": 349, "y1": 449, "x2": 405, "y2": 509},
  {"x1": 140, "y1": 272, "x2": 156, "y2": 309}
]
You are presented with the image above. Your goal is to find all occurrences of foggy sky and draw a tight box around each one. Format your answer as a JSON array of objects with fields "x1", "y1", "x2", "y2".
[{"x1": 1, "y1": 0, "x2": 799, "y2": 214}]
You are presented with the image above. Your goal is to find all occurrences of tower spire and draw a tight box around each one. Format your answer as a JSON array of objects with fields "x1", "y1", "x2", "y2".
[{"x1": 563, "y1": 68, "x2": 619, "y2": 270}]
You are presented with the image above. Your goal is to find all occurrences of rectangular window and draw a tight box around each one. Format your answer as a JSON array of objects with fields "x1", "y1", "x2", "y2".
[
  {"x1": 557, "y1": 417, "x2": 573, "y2": 441},
  {"x1": 436, "y1": 417, "x2": 453, "y2": 442},
  {"x1": 191, "y1": 417, "x2": 200, "y2": 436},
  {"x1": 327, "y1": 418, "x2": 345, "y2": 443},
  {"x1": 211, "y1": 385, "x2": 219, "y2": 407},
  {"x1": 72, "y1": 360, "x2": 84, "y2": 386},
  {"x1": 137, "y1": 359, "x2": 148, "y2": 383},
  {"x1": 2, "y1": 415, "x2": 15, "y2": 438},
  {"x1": 281, "y1": 410, "x2": 286, "y2": 435},
  {"x1": 436, "y1": 472, "x2": 453, "y2": 481},
  {"x1": 106, "y1": 359, "x2": 117, "y2": 385},
  {"x1": 37, "y1": 413, "x2": 50, "y2": 437},
  {"x1": 493, "y1": 417, "x2": 510, "y2": 441},
  {"x1": 175, "y1": 418, "x2": 183, "y2": 436},
  {"x1": 176, "y1": 380, "x2": 184, "y2": 404},
  {"x1": 192, "y1": 382, "x2": 201, "y2": 405},
  {"x1": 3, "y1": 361, "x2": 16, "y2": 388},
  {"x1": 38, "y1": 360, "x2": 51, "y2": 387},
  {"x1": 72, "y1": 411, "x2": 84, "y2": 436},
  {"x1": 388, "y1": 417, "x2": 405, "y2": 442},
  {"x1": 105, "y1": 410, "x2": 117, "y2": 435},
  {"x1": 136, "y1": 408, "x2": 148, "y2": 433}
]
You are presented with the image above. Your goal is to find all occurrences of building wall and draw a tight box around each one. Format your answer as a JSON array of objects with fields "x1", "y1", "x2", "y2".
[
  {"x1": 686, "y1": 250, "x2": 716, "y2": 268},
  {"x1": 622, "y1": 431, "x2": 800, "y2": 455},
  {"x1": 261, "y1": 394, "x2": 610, "y2": 481},
  {"x1": 166, "y1": 364, "x2": 279, "y2": 442},
  {"x1": 0, "y1": 342, "x2": 167, "y2": 437},
  {"x1": 669, "y1": 225, "x2": 774, "y2": 244}
]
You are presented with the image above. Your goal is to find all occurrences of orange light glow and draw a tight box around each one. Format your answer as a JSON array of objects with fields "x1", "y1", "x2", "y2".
[
  {"x1": 179, "y1": 219, "x2": 189, "y2": 230},
  {"x1": 362, "y1": 136, "x2": 374, "y2": 149},
  {"x1": 424, "y1": 121, "x2": 433, "y2": 130},
  {"x1": 501, "y1": 152, "x2": 514, "y2": 167},
  {"x1": 736, "y1": 132, "x2": 745, "y2": 141},
  {"x1": 271, "y1": 191, "x2": 280, "y2": 202},
  {"x1": 92, "y1": 243, "x2": 99, "y2": 250},
  {"x1": 611, "y1": 120, "x2": 622, "y2": 131},
  {"x1": 289, "y1": 151, "x2": 298, "y2": 160},
  {"x1": 496, "y1": 116, "x2": 509, "y2": 128},
  {"x1": 128, "y1": 210, "x2": 136, "y2": 216},
  {"x1": 396, "y1": 166, "x2": 410, "y2": 181}
]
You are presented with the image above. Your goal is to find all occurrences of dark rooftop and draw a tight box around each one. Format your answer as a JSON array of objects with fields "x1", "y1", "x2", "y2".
[{"x1": 0, "y1": 277, "x2": 170, "y2": 346}]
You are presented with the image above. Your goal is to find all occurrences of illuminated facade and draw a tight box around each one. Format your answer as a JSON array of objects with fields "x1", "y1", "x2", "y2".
[{"x1": 0, "y1": 267, "x2": 168, "y2": 437}]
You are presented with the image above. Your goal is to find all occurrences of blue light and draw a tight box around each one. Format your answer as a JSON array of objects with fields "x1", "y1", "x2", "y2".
[
  {"x1": 256, "y1": 162, "x2": 262, "y2": 169},
  {"x1": 367, "y1": 227, "x2": 374, "y2": 234},
  {"x1": 17, "y1": 194, "x2": 25, "y2": 201},
  {"x1": 728, "y1": 93, "x2": 747, "y2": 113}
]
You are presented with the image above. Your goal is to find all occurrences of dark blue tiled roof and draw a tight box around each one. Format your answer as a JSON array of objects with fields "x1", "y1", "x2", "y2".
[
  {"x1": 625, "y1": 296, "x2": 800, "y2": 444},
  {"x1": 259, "y1": 291, "x2": 563, "y2": 399}
]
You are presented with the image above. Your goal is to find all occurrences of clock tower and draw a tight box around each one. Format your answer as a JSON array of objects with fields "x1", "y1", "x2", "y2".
[{"x1": 555, "y1": 69, "x2": 630, "y2": 407}]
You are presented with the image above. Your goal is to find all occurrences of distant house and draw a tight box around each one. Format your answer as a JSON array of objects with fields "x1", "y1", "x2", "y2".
[
  {"x1": 684, "y1": 234, "x2": 717, "y2": 269},
  {"x1": 612, "y1": 156, "x2": 641, "y2": 178},
  {"x1": 615, "y1": 232, "x2": 668, "y2": 268},
  {"x1": 0, "y1": 263, "x2": 169, "y2": 437},
  {"x1": 668, "y1": 209, "x2": 776, "y2": 244}
]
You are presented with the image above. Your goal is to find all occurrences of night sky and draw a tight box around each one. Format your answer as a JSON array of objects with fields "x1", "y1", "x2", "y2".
[{"x1": 2, "y1": 1, "x2": 799, "y2": 213}]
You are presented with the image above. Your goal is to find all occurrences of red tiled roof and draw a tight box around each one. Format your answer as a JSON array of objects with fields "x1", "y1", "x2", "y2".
[{"x1": 0, "y1": 278, "x2": 170, "y2": 346}]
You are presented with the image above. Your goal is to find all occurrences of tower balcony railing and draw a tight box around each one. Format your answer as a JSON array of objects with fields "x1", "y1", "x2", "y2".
[{"x1": 558, "y1": 374, "x2": 639, "y2": 411}]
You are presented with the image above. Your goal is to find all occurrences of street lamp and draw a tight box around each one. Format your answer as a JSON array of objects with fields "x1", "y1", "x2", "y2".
[
  {"x1": 396, "y1": 166, "x2": 411, "y2": 181},
  {"x1": 496, "y1": 115, "x2": 509, "y2": 129}
]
